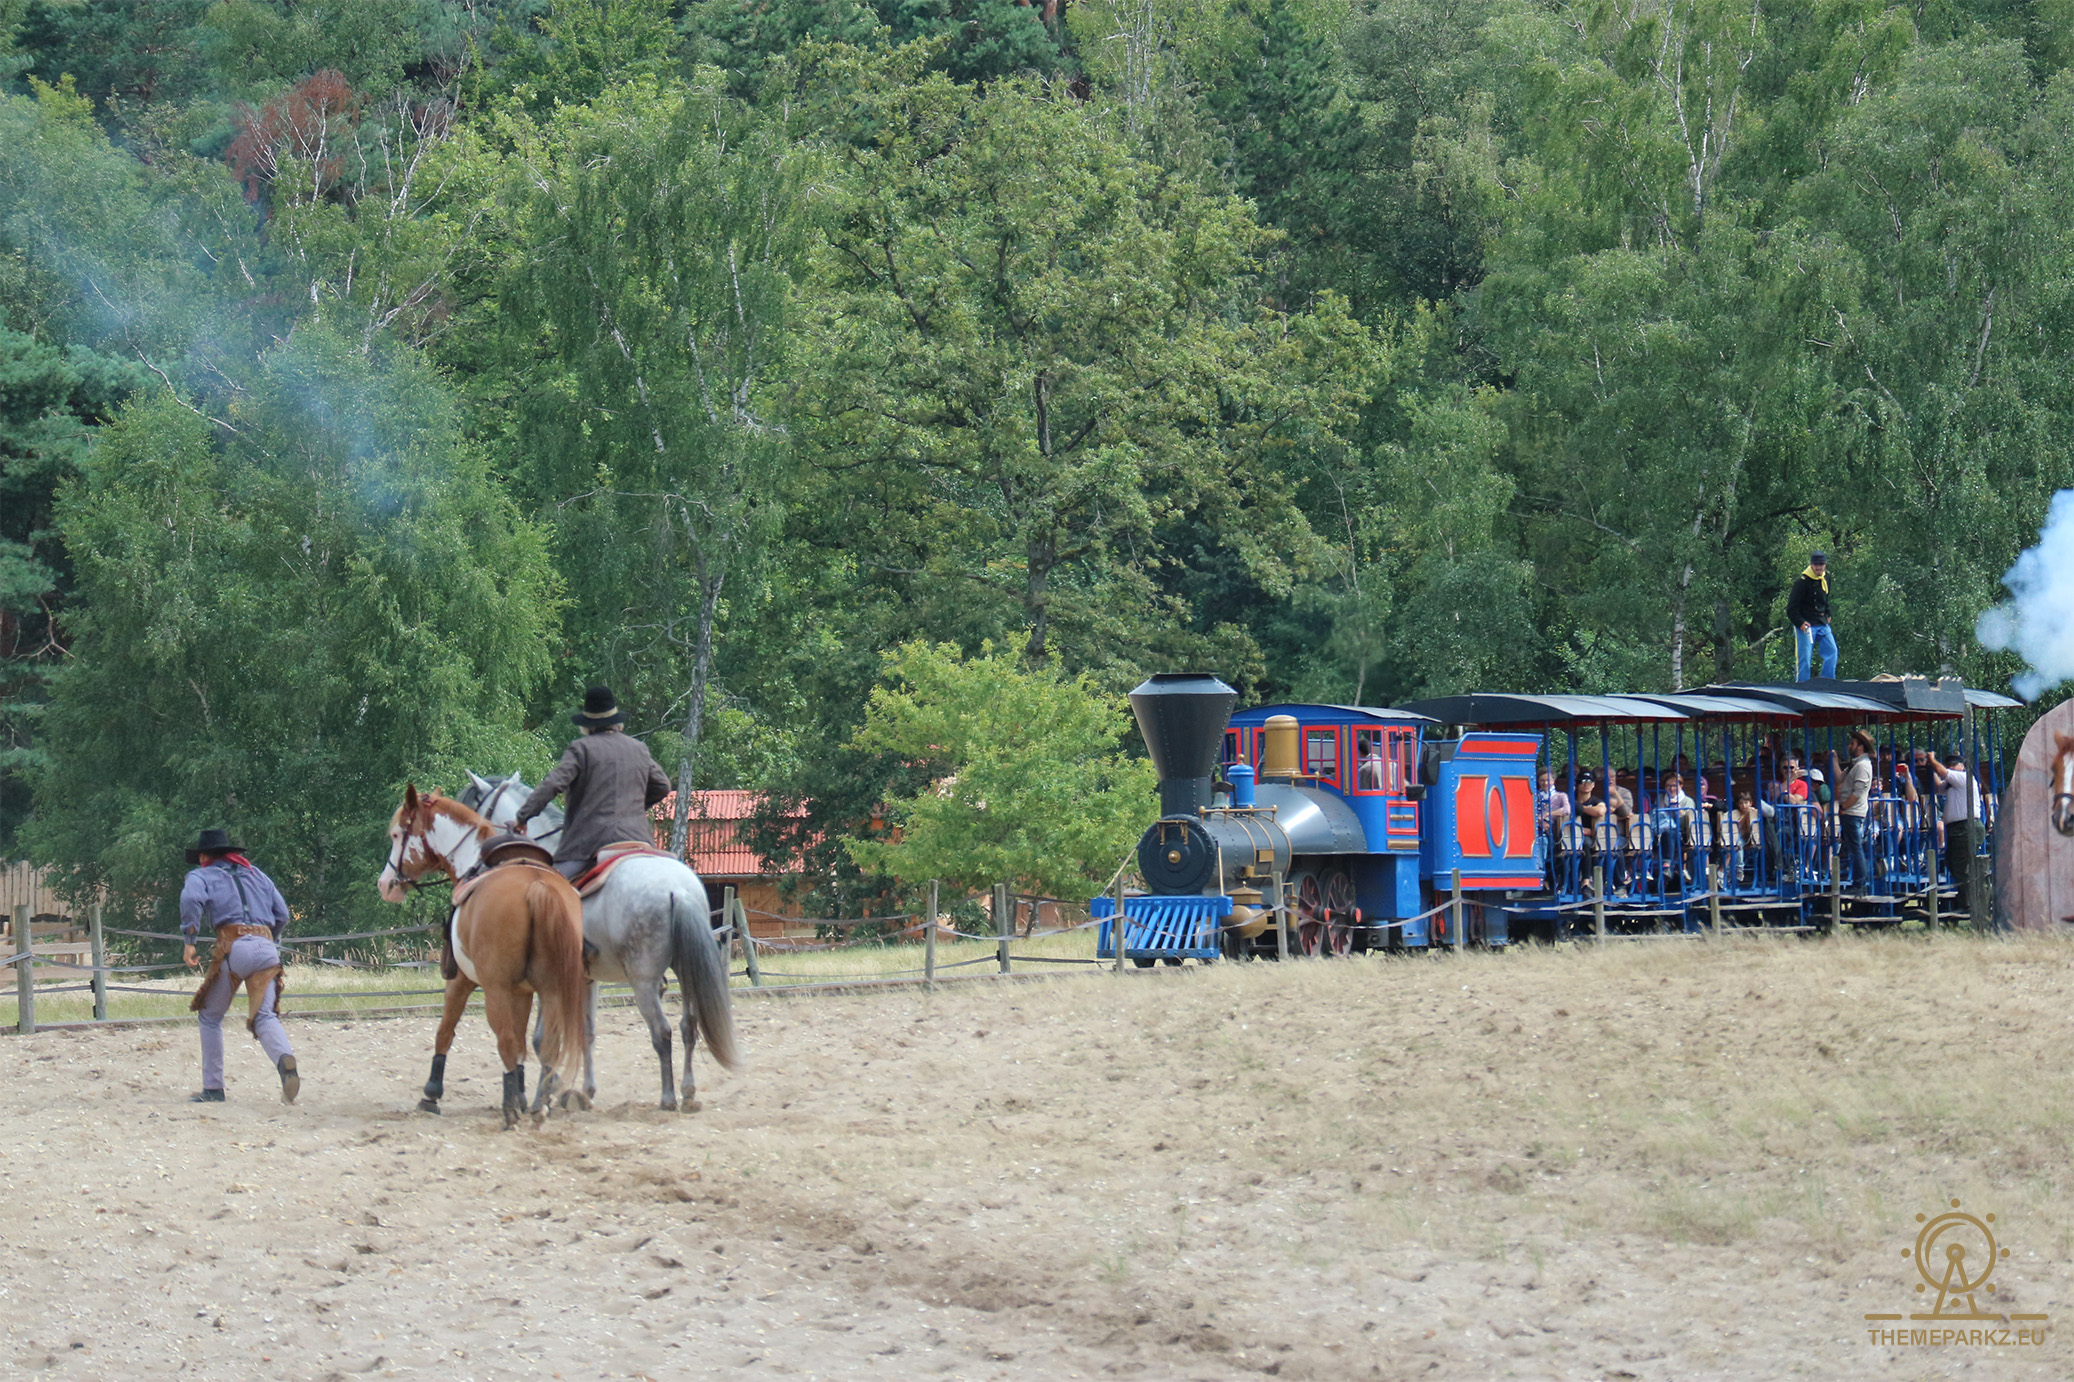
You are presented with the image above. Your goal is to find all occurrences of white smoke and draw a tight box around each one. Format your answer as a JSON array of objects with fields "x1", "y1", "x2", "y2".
[{"x1": 1977, "y1": 489, "x2": 2074, "y2": 700}]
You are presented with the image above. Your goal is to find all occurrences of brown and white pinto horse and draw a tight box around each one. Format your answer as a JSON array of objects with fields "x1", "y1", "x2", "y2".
[
  {"x1": 2052, "y1": 733, "x2": 2074, "y2": 838},
  {"x1": 376, "y1": 785, "x2": 591, "y2": 1128}
]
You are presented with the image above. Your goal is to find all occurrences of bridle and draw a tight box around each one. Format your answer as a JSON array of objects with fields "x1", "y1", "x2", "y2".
[
  {"x1": 477, "y1": 774, "x2": 562, "y2": 843},
  {"x1": 384, "y1": 798, "x2": 451, "y2": 894}
]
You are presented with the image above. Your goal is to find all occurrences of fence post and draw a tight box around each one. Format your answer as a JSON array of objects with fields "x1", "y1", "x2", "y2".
[
  {"x1": 1450, "y1": 868, "x2": 1465, "y2": 955},
  {"x1": 1827, "y1": 846, "x2": 1842, "y2": 935},
  {"x1": 1113, "y1": 875, "x2": 1127, "y2": 974},
  {"x1": 1592, "y1": 865, "x2": 1606, "y2": 944},
  {"x1": 727, "y1": 888, "x2": 761, "y2": 988},
  {"x1": 13, "y1": 903, "x2": 32, "y2": 1036},
  {"x1": 740, "y1": 896, "x2": 763, "y2": 987},
  {"x1": 925, "y1": 879, "x2": 938, "y2": 988},
  {"x1": 89, "y1": 902, "x2": 106, "y2": 1021},
  {"x1": 1707, "y1": 864, "x2": 1722, "y2": 938},
  {"x1": 1272, "y1": 871, "x2": 1288, "y2": 962}
]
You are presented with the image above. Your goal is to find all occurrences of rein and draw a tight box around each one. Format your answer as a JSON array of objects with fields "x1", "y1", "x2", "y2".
[{"x1": 387, "y1": 803, "x2": 457, "y2": 893}]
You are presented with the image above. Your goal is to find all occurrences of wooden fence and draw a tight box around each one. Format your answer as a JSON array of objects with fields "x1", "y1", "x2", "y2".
[{"x1": 0, "y1": 862, "x2": 77, "y2": 922}]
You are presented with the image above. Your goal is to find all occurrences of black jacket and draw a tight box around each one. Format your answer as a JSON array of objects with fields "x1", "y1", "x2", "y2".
[{"x1": 1786, "y1": 572, "x2": 1830, "y2": 627}]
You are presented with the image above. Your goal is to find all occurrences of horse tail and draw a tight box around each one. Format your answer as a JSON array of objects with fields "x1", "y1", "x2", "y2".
[
  {"x1": 670, "y1": 888, "x2": 739, "y2": 1070},
  {"x1": 529, "y1": 876, "x2": 590, "y2": 1081}
]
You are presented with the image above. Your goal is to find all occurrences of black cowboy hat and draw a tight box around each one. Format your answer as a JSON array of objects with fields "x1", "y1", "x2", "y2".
[
  {"x1": 571, "y1": 685, "x2": 626, "y2": 728},
  {"x1": 184, "y1": 827, "x2": 244, "y2": 864}
]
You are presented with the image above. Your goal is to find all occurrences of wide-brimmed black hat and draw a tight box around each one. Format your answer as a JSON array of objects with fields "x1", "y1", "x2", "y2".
[
  {"x1": 184, "y1": 827, "x2": 244, "y2": 864},
  {"x1": 571, "y1": 685, "x2": 626, "y2": 728}
]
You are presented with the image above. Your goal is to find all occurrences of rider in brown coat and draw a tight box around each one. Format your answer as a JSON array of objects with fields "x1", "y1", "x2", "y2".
[{"x1": 516, "y1": 687, "x2": 673, "y2": 880}]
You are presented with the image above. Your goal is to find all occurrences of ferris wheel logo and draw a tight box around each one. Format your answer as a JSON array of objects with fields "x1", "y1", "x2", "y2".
[
  {"x1": 1905, "y1": 1201, "x2": 2007, "y2": 1319},
  {"x1": 1864, "y1": 1198, "x2": 2049, "y2": 1328}
]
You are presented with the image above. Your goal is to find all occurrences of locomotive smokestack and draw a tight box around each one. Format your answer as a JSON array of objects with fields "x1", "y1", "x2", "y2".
[{"x1": 1129, "y1": 673, "x2": 1238, "y2": 818}]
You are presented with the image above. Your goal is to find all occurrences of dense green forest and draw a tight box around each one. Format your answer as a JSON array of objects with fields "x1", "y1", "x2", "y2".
[{"x1": 3, "y1": 0, "x2": 2070, "y2": 926}]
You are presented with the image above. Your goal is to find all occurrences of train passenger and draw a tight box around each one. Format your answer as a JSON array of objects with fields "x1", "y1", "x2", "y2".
[
  {"x1": 1918, "y1": 749, "x2": 1982, "y2": 885},
  {"x1": 1651, "y1": 773, "x2": 1697, "y2": 886},
  {"x1": 1730, "y1": 787, "x2": 1761, "y2": 887},
  {"x1": 1576, "y1": 772, "x2": 1634, "y2": 887},
  {"x1": 1832, "y1": 730, "x2": 1875, "y2": 892},
  {"x1": 1537, "y1": 769, "x2": 1572, "y2": 890}
]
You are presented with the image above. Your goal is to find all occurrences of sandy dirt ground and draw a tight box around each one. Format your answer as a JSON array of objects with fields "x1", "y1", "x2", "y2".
[{"x1": 1, "y1": 932, "x2": 2071, "y2": 1381}]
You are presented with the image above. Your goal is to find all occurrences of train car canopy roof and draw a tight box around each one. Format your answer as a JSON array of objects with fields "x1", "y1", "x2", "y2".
[
  {"x1": 1701, "y1": 683, "x2": 1926, "y2": 723},
  {"x1": 1229, "y1": 703, "x2": 1438, "y2": 724},
  {"x1": 1623, "y1": 692, "x2": 1804, "y2": 722},
  {"x1": 1393, "y1": 693, "x2": 1690, "y2": 727}
]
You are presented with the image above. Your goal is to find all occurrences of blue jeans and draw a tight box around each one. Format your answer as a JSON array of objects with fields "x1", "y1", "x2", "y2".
[
  {"x1": 1795, "y1": 623, "x2": 1838, "y2": 681},
  {"x1": 1840, "y1": 814, "x2": 1872, "y2": 891}
]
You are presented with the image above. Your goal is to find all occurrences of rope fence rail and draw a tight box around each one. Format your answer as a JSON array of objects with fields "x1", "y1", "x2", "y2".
[{"x1": 4, "y1": 865, "x2": 1998, "y2": 1035}]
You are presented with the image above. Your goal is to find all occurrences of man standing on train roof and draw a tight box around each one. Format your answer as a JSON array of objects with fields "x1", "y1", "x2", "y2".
[
  {"x1": 1787, "y1": 551, "x2": 1838, "y2": 682},
  {"x1": 180, "y1": 828, "x2": 298, "y2": 1104},
  {"x1": 515, "y1": 686, "x2": 674, "y2": 881}
]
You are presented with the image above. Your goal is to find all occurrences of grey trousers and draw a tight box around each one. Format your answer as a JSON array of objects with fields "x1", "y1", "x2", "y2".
[
  {"x1": 554, "y1": 859, "x2": 588, "y2": 881},
  {"x1": 197, "y1": 934, "x2": 293, "y2": 1090}
]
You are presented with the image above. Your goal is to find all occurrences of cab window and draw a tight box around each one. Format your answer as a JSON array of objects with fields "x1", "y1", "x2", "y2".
[
  {"x1": 1389, "y1": 728, "x2": 1415, "y2": 793},
  {"x1": 1354, "y1": 729, "x2": 1387, "y2": 793},
  {"x1": 1222, "y1": 729, "x2": 1242, "y2": 767},
  {"x1": 1303, "y1": 726, "x2": 1340, "y2": 785}
]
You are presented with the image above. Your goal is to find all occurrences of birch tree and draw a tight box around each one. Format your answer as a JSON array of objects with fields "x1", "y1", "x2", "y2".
[{"x1": 516, "y1": 82, "x2": 811, "y2": 853}]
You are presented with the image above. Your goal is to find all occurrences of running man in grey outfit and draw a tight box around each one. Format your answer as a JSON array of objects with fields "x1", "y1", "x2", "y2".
[{"x1": 180, "y1": 827, "x2": 299, "y2": 1103}]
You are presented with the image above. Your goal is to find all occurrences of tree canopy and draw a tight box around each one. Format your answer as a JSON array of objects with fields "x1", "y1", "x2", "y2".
[{"x1": 2, "y1": 0, "x2": 2071, "y2": 919}]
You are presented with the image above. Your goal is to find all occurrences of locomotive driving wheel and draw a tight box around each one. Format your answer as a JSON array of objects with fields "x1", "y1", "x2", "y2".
[
  {"x1": 1294, "y1": 872, "x2": 1327, "y2": 956},
  {"x1": 1324, "y1": 871, "x2": 1358, "y2": 956}
]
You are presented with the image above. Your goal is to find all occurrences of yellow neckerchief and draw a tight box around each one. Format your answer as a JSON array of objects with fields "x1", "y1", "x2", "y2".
[{"x1": 1802, "y1": 564, "x2": 1828, "y2": 592}]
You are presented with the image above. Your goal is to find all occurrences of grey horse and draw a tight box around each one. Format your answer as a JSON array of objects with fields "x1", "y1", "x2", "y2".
[{"x1": 459, "y1": 771, "x2": 740, "y2": 1110}]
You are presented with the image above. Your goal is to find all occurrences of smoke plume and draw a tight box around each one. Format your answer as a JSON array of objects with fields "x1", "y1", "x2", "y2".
[{"x1": 1977, "y1": 489, "x2": 2074, "y2": 700}]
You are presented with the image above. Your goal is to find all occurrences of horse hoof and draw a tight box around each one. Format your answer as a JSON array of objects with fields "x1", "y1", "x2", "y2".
[
  {"x1": 530, "y1": 1109, "x2": 546, "y2": 1130},
  {"x1": 659, "y1": 1097, "x2": 678, "y2": 1112},
  {"x1": 417, "y1": 1099, "x2": 441, "y2": 1114},
  {"x1": 680, "y1": 1098, "x2": 702, "y2": 1113}
]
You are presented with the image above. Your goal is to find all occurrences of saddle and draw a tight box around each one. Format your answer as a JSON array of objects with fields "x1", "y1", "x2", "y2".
[
  {"x1": 571, "y1": 840, "x2": 674, "y2": 898},
  {"x1": 189, "y1": 923, "x2": 286, "y2": 1034},
  {"x1": 442, "y1": 833, "x2": 560, "y2": 980}
]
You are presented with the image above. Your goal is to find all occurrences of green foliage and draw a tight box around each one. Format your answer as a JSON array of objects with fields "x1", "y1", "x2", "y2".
[
  {"x1": 797, "y1": 70, "x2": 1376, "y2": 673},
  {"x1": 499, "y1": 0, "x2": 679, "y2": 109},
  {"x1": 0, "y1": 311, "x2": 144, "y2": 849},
  {"x1": 6, "y1": 0, "x2": 2074, "y2": 906},
  {"x1": 846, "y1": 641, "x2": 1157, "y2": 901},
  {"x1": 505, "y1": 78, "x2": 813, "y2": 841},
  {"x1": 23, "y1": 330, "x2": 560, "y2": 928}
]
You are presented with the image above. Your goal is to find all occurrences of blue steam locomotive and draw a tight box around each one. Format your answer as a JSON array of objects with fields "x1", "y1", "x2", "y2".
[{"x1": 1092, "y1": 674, "x2": 1542, "y2": 963}]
